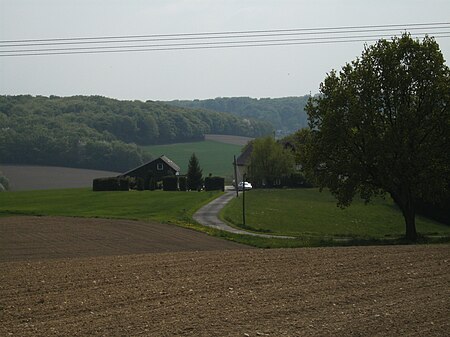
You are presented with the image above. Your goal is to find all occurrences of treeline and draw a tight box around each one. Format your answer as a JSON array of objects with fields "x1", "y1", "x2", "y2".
[
  {"x1": 0, "y1": 95, "x2": 272, "y2": 172},
  {"x1": 166, "y1": 96, "x2": 310, "y2": 135}
]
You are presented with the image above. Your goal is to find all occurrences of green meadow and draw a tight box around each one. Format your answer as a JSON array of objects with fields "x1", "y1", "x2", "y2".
[
  {"x1": 1, "y1": 187, "x2": 448, "y2": 248},
  {"x1": 141, "y1": 140, "x2": 242, "y2": 178},
  {"x1": 0, "y1": 188, "x2": 220, "y2": 225},
  {"x1": 221, "y1": 189, "x2": 450, "y2": 239}
]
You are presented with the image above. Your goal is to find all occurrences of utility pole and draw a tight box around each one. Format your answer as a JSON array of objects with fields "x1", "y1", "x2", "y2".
[
  {"x1": 242, "y1": 173, "x2": 246, "y2": 226},
  {"x1": 233, "y1": 155, "x2": 239, "y2": 198}
]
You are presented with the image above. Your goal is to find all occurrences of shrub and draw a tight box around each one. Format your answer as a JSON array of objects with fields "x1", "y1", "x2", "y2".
[
  {"x1": 162, "y1": 175, "x2": 178, "y2": 191},
  {"x1": 282, "y1": 173, "x2": 313, "y2": 188},
  {"x1": 93, "y1": 176, "x2": 129, "y2": 191},
  {"x1": 0, "y1": 172, "x2": 10, "y2": 191},
  {"x1": 136, "y1": 177, "x2": 145, "y2": 191},
  {"x1": 178, "y1": 176, "x2": 187, "y2": 191},
  {"x1": 204, "y1": 176, "x2": 225, "y2": 191}
]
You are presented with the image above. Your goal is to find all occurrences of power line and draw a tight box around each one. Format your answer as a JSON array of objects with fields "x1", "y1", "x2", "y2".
[
  {"x1": 1, "y1": 23, "x2": 449, "y2": 57},
  {"x1": 2, "y1": 34, "x2": 449, "y2": 58},
  {"x1": 2, "y1": 31, "x2": 449, "y2": 55},
  {"x1": 1, "y1": 22, "x2": 448, "y2": 44},
  {"x1": 0, "y1": 24, "x2": 450, "y2": 48}
]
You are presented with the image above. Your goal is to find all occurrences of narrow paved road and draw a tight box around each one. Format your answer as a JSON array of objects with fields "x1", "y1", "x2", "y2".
[{"x1": 193, "y1": 191, "x2": 294, "y2": 239}]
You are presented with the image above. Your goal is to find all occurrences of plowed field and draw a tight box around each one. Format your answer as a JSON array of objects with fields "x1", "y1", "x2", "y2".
[{"x1": 1, "y1": 216, "x2": 449, "y2": 336}]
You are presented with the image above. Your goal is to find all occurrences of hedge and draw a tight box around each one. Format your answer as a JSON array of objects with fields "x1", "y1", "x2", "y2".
[
  {"x1": 178, "y1": 176, "x2": 187, "y2": 191},
  {"x1": 204, "y1": 176, "x2": 225, "y2": 191},
  {"x1": 93, "y1": 176, "x2": 129, "y2": 191},
  {"x1": 162, "y1": 175, "x2": 178, "y2": 191}
]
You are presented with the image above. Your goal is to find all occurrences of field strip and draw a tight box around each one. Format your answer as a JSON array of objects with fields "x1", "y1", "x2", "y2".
[{"x1": 0, "y1": 216, "x2": 251, "y2": 261}]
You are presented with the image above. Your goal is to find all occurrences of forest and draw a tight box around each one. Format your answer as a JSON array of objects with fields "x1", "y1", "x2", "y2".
[
  {"x1": 0, "y1": 95, "x2": 272, "y2": 172},
  {"x1": 166, "y1": 96, "x2": 310, "y2": 135}
]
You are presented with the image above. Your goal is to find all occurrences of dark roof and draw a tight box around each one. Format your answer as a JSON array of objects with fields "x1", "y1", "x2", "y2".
[
  {"x1": 159, "y1": 155, "x2": 181, "y2": 172},
  {"x1": 236, "y1": 143, "x2": 253, "y2": 166},
  {"x1": 120, "y1": 155, "x2": 180, "y2": 176}
]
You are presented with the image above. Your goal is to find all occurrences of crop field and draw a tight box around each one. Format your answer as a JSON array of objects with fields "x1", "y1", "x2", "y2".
[
  {"x1": 141, "y1": 140, "x2": 243, "y2": 178},
  {"x1": 1, "y1": 186, "x2": 449, "y2": 336},
  {"x1": 204, "y1": 133, "x2": 254, "y2": 145},
  {"x1": 0, "y1": 165, "x2": 119, "y2": 191},
  {"x1": 222, "y1": 189, "x2": 450, "y2": 239},
  {"x1": 1, "y1": 238, "x2": 448, "y2": 336}
]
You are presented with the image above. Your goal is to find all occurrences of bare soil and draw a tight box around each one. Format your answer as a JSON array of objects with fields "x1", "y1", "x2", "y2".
[
  {"x1": 205, "y1": 134, "x2": 254, "y2": 146},
  {"x1": 0, "y1": 165, "x2": 120, "y2": 191},
  {"x1": 0, "y1": 216, "x2": 249, "y2": 262},
  {"x1": 1, "y1": 216, "x2": 449, "y2": 337}
]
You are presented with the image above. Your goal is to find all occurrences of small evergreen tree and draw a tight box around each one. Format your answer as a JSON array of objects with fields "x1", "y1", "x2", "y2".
[{"x1": 187, "y1": 153, "x2": 203, "y2": 190}]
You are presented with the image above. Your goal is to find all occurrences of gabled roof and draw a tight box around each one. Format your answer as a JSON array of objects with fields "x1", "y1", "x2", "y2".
[
  {"x1": 236, "y1": 143, "x2": 253, "y2": 166},
  {"x1": 120, "y1": 155, "x2": 180, "y2": 176},
  {"x1": 159, "y1": 155, "x2": 181, "y2": 172}
]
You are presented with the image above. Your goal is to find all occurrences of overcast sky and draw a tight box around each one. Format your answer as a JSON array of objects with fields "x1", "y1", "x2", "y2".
[{"x1": 1, "y1": 0, "x2": 449, "y2": 101}]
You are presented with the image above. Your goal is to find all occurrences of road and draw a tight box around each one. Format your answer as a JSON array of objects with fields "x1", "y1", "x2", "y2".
[{"x1": 193, "y1": 190, "x2": 294, "y2": 238}]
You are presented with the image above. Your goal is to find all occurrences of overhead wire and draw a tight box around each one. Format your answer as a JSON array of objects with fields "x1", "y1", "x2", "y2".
[{"x1": 1, "y1": 22, "x2": 449, "y2": 57}]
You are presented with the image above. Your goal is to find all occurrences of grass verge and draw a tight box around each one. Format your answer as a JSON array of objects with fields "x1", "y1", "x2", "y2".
[{"x1": 220, "y1": 188, "x2": 450, "y2": 242}]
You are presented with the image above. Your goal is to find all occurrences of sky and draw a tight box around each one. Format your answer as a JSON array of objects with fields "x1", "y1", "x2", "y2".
[{"x1": 1, "y1": 0, "x2": 449, "y2": 101}]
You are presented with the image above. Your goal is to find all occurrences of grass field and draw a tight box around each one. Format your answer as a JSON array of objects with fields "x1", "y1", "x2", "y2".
[
  {"x1": 1, "y1": 188, "x2": 448, "y2": 249},
  {"x1": 141, "y1": 140, "x2": 243, "y2": 178},
  {"x1": 0, "y1": 188, "x2": 221, "y2": 225},
  {"x1": 221, "y1": 189, "x2": 450, "y2": 239}
]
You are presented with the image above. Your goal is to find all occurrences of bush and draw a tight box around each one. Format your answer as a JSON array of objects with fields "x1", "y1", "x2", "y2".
[
  {"x1": 0, "y1": 172, "x2": 10, "y2": 191},
  {"x1": 93, "y1": 176, "x2": 129, "y2": 191},
  {"x1": 204, "y1": 176, "x2": 225, "y2": 191},
  {"x1": 162, "y1": 175, "x2": 178, "y2": 191},
  {"x1": 136, "y1": 177, "x2": 145, "y2": 191},
  {"x1": 178, "y1": 176, "x2": 187, "y2": 191},
  {"x1": 282, "y1": 173, "x2": 313, "y2": 188}
]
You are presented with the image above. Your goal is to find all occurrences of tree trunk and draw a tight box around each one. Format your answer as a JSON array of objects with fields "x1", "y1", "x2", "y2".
[
  {"x1": 391, "y1": 191, "x2": 418, "y2": 241},
  {"x1": 403, "y1": 205, "x2": 417, "y2": 241}
]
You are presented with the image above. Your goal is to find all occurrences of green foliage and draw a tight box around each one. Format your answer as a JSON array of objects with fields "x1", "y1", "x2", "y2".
[
  {"x1": 0, "y1": 171, "x2": 10, "y2": 191},
  {"x1": 0, "y1": 95, "x2": 272, "y2": 171},
  {"x1": 178, "y1": 176, "x2": 187, "y2": 191},
  {"x1": 305, "y1": 34, "x2": 450, "y2": 241},
  {"x1": 187, "y1": 153, "x2": 203, "y2": 190},
  {"x1": 167, "y1": 96, "x2": 310, "y2": 134},
  {"x1": 92, "y1": 176, "x2": 129, "y2": 191},
  {"x1": 221, "y1": 189, "x2": 450, "y2": 238},
  {"x1": 162, "y1": 176, "x2": 178, "y2": 191},
  {"x1": 248, "y1": 137, "x2": 295, "y2": 187},
  {"x1": 204, "y1": 176, "x2": 225, "y2": 191}
]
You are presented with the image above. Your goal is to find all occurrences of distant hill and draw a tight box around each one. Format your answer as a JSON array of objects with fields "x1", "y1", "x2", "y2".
[
  {"x1": 0, "y1": 95, "x2": 272, "y2": 172},
  {"x1": 166, "y1": 96, "x2": 310, "y2": 135}
]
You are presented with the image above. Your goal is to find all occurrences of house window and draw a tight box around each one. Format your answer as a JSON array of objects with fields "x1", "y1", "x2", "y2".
[{"x1": 157, "y1": 163, "x2": 164, "y2": 171}]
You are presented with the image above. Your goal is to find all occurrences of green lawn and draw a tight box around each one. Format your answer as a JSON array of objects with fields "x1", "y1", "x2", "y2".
[
  {"x1": 0, "y1": 188, "x2": 221, "y2": 224},
  {"x1": 221, "y1": 189, "x2": 450, "y2": 238},
  {"x1": 141, "y1": 140, "x2": 242, "y2": 178}
]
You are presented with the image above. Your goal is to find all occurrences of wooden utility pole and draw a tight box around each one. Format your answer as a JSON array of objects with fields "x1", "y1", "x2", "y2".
[
  {"x1": 242, "y1": 173, "x2": 246, "y2": 226},
  {"x1": 233, "y1": 155, "x2": 239, "y2": 198}
]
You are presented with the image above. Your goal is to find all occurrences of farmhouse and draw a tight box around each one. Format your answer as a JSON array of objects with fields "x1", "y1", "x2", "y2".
[{"x1": 119, "y1": 155, "x2": 180, "y2": 185}]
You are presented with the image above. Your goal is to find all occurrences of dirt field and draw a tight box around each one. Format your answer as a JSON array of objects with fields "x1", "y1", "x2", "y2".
[
  {"x1": 0, "y1": 216, "x2": 249, "y2": 261},
  {"x1": 205, "y1": 134, "x2": 254, "y2": 146},
  {"x1": 1, "y1": 217, "x2": 449, "y2": 336},
  {"x1": 0, "y1": 165, "x2": 120, "y2": 191}
]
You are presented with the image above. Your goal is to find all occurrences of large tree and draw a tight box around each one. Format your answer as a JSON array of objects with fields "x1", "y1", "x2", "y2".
[
  {"x1": 248, "y1": 136, "x2": 295, "y2": 187},
  {"x1": 305, "y1": 34, "x2": 450, "y2": 241},
  {"x1": 187, "y1": 153, "x2": 203, "y2": 190}
]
